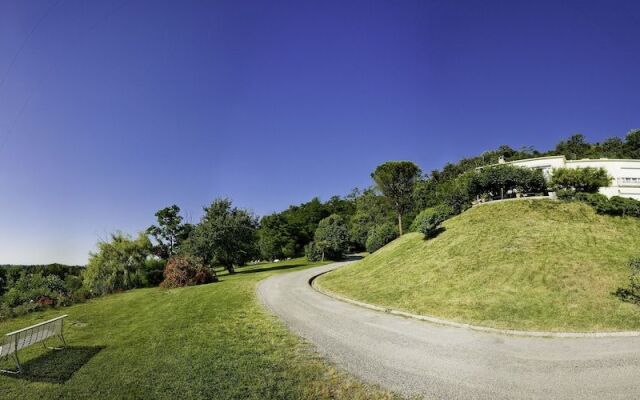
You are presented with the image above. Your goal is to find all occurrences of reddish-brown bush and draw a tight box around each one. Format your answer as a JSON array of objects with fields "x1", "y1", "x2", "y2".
[{"x1": 160, "y1": 256, "x2": 217, "y2": 288}]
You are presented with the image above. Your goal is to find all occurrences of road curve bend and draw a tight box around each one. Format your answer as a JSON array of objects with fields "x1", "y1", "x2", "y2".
[{"x1": 257, "y1": 261, "x2": 640, "y2": 399}]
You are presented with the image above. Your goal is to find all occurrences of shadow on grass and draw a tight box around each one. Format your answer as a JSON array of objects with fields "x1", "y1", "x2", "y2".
[
  {"x1": 613, "y1": 288, "x2": 640, "y2": 305},
  {"x1": 423, "y1": 227, "x2": 446, "y2": 240},
  {"x1": 3, "y1": 346, "x2": 104, "y2": 383},
  {"x1": 238, "y1": 255, "x2": 364, "y2": 275},
  {"x1": 238, "y1": 263, "x2": 306, "y2": 275}
]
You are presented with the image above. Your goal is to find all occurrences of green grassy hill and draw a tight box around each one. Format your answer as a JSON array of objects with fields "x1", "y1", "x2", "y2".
[
  {"x1": 0, "y1": 259, "x2": 396, "y2": 400},
  {"x1": 318, "y1": 200, "x2": 640, "y2": 331}
]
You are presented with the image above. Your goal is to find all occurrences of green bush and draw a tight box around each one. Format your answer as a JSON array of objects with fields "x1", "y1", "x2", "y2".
[
  {"x1": 567, "y1": 192, "x2": 640, "y2": 218},
  {"x1": 365, "y1": 223, "x2": 398, "y2": 253},
  {"x1": 2, "y1": 272, "x2": 69, "y2": 308},
  {"x1": 630, "y1": 257, "x2": 640, "y2": 297},
  {"x1": 143, "y1": 258, "x2": 167, "y2": 286},
  {"x1": 304, "y1": 241, "x2": 323, "y2": 262},
  {"x1": 84, "y1": 233, "x2": 153, "y2": 296},
  {"x1": 412, "y1": 205, "x2": 453, "y2": 238},
  {"x1": 550, "y1": 167, "x2": 611, "y2": 193},
  {"x1": 608, "y1": 196, "x2": 640, "y2": 217}
]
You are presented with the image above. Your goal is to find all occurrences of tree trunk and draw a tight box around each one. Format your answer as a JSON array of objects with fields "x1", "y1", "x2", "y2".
[
  {"x1": 321, "y1": 251, "x2": 325, "y2": 262},
  {"x1": 398, "y1": 213, "x2": 403, "y2": 236},
  {"x1": 227, "y1": 264, "x2": 235, "y2": 274}
]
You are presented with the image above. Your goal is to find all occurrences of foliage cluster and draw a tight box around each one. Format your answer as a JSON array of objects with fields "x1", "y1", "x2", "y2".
[
  {"x1": 0, "y1": 269, "x2": 89, "y2": 321},
  {"x1": 160, "y1": 256, "x2": 217, "y2": 288},
  {"x1": 5, "y1": 130, "x2": 639, "y2": 319},
  {"x1": 469, "y1": 165, "x2": 547, "y2": 200},
  {"x1": 562, "y1": 192, "x2": 640, "y2": 218},
  {"x1": 306, "y1": 214, "x2": 349, "y2": 261},
  {"x1": 180, "y1": 198, "x2": 258, "y2": 274},
  {"x1": 550, "y1": 167, "x2": 611, "y2": 193},
  {"x1": 365, "y1": 223, "x2": 398, "y2": 253},
  {"x1": 411, "y1": 205, "x2": 453, "y2": 238}
]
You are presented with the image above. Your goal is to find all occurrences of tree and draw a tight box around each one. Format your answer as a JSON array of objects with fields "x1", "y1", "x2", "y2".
[
  {"x1": 312, "y1": 214, "x2": 349, "y2": 261},
  {"x1": 258, "y1": 214, "x2": 296, "y2": 260},
  {"x1": 365, "y1": 223, "x2": 398, "y2": 253},
  {"x1": 349, "y1": 188, "x2": 395, "y2": 249},
  {"x1": 625, "y1": 129, "x2": 640, "y2": 159},
  {"x1": 371, "y1": 161, "x2": 421, "y2": 235},
  {"x1": 434, "y1": 174, "x2": 474, "y2": 214},
  {"x1": 470, "y1": 165, "x2": 546, "y2": 199},
  {"x1": 598, "y1": 137, "x2": 626, "y2": 158},
  {"x1": 281, "y1": 197, "x2": 330, "y2": 252},
  {"x1": 550, "y1": 167, "x2": 611, "y2": 193},
  {"x1": 84, "y1": 233, "x2": 152, "y2": 295},
  {"x1": 146, "y1": 205, "x2": 192, "y2": 260},
  {"x1": 180, "y1": 198, "x2": 258, "y2": 274},
  {"x1": 554, "y1": 134, "x2": 593, "y2": 160}
]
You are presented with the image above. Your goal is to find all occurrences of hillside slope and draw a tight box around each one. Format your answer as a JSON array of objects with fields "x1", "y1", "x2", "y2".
[{"x1": 318, "y1": 200, "x2": 640, "y2": 331}]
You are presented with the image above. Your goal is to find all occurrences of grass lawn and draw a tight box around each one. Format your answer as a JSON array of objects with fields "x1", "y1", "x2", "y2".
[
  {"x1": 0, "y1": 259, "x2": 398, "y2": 400},
  {"x1": 318, "y1": 200, "x2": 640, "y2": 332}
]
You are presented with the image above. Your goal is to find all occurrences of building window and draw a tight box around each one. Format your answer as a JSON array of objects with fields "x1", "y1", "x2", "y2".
[{"x1": 618, "y1": 177, "x2": 640, "y2": 186}]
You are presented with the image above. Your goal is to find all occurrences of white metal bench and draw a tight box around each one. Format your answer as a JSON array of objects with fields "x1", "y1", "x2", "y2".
[{"x1": 0, "y1": 315, "x2": 68, "y2": 374}]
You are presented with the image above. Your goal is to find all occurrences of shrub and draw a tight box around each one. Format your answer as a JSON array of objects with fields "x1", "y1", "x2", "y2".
[
  {"x1": 412, "y1": 205, "x2": 453, "y2": 238},
  {"x1": 365, "y1": 223, "x2": 398, "y2": 253},
  {"x1": 143, "y1": 258, "x2": 167, "y2": 286},
  {"x1": 573, "y1": 192, "x2": 609, "y2": 209},
  {"x1": 2, "y1": 272, "x2": 69, "y2": 308},
  {"x1": 568, "y1": 192, "x2": 640, "y2": 218},
  {"x1": 64, "y1": 274, "x2": 84, "y2": 292},
  {"x1": 160, "y1": 256, "x2": 217, "y2": 288},
  {"x1": 0, "y1": 302, "x2": 13, "y2": 321},
  {"x1": 550, "y1": 167, "x2": 611, "y2": 193},
  {"x1": 84, "y1": 233, "x2": 153, "y2": 295},
  {"x1": 608, "y1": 196, "x2": 640, "y2": 218},
  {"x1": 630, "y1": 258, "x2": 640, "y2": 297},
  {"x1": 555, "y1": 189, "x2": 576, "y2": 201},
  {"x1": 304, "y1": 241, "x2": 323, "y2": 262}
]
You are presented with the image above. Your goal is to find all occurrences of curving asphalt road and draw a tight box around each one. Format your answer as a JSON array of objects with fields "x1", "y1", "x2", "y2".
[{"x1": 257, "y1": 261, "x2": 640, "y2": 399}]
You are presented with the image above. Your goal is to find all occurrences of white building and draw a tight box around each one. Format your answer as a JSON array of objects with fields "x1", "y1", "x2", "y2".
[{"x1": 495, "y1": 155, "x2": 640, "y2": 200}]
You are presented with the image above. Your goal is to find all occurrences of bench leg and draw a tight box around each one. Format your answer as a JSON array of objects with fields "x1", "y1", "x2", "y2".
[
  {"x1": 43, "y1": 334, "x2": 67, "y2": 350},
  {"x1": 0, "y1": 352, "x2": 22, "y2": 375}
]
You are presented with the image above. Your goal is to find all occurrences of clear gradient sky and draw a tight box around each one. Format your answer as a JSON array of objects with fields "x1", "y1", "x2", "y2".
[{"x1": 1, "y1": 0, "x2": 638, "y2": 265}]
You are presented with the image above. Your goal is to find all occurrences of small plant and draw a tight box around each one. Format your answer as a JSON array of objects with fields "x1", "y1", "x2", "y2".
[
  {"x1": 613, "y1": 257, "x2": 640, "y2": 304},
  {"x1": 412, "y1": 205, "x2": 453, "y2": 239},
  {"x1": 630, "y1": 257, "x2": 640, "y2": 297}
]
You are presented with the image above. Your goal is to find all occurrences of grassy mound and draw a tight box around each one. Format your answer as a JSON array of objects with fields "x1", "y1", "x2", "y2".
[
  {"x1": 0, "y1": 259, "x2": 397, "y2": 400},
  {"x1": 318, "y1": 200, "x2": 640, "y2": 331}
]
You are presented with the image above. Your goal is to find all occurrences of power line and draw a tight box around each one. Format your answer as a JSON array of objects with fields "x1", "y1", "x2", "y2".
[
  {"x1": 0, "y1": 0, "x2": 64, "y2": 96},
  {"x1": 0, "y1": 0, "x2": 134, "y2": 159}
]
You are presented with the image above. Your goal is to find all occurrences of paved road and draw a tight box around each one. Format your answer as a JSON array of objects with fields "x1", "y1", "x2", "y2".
[{"x1": 257, "y1": 261, "x2": 640, "y2": 399}]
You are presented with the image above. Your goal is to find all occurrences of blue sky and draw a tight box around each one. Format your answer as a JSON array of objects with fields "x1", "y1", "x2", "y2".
[{"x1": 1, "y1": 0, "x2": 638, "y2": 264}]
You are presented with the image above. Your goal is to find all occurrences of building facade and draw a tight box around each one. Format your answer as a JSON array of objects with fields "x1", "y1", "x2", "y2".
[{"x1": 497, "y1": 155, "x2": 640, "y2": 200}]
